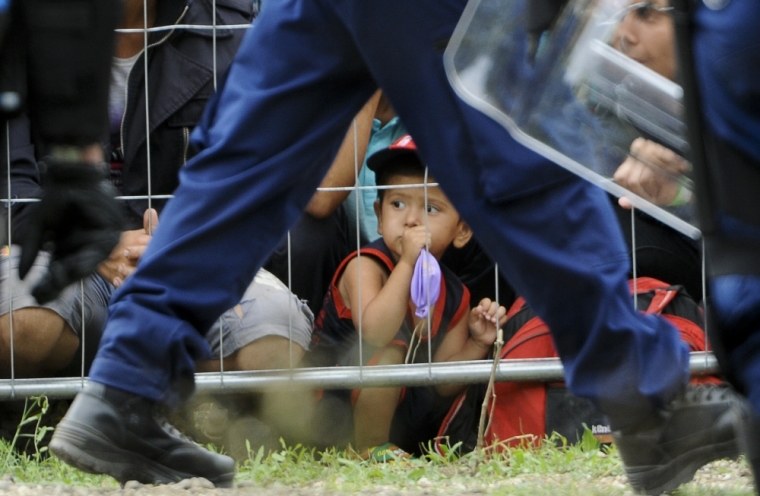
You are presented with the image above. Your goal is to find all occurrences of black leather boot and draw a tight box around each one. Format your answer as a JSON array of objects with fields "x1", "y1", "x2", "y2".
[
  {"x1": 50, "y1": 382, "x2": 236, "y2": 487},
  {"x1": 613, "y1": 384, "x2": 750, "y2": 495}
]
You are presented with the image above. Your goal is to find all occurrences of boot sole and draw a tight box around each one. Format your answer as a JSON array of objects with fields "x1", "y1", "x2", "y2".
[
  {"x1": 624, "y1": 438, "x2": 738, "y2": 495},
  {"x1": 50, "y1": 421, "x2": 235, "y2": 488}
]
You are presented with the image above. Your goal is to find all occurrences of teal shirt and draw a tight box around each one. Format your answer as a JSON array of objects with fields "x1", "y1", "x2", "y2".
[{"x1": 344, "y1": 116, "x2": 407, "y2": 242}]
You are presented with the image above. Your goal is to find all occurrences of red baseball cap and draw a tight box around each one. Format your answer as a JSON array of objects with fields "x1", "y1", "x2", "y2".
[{"x1": 366, "y1": 134, "x2": 422, "y2": 173}]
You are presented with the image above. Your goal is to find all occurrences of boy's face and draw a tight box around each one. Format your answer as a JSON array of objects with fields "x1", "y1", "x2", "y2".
[{"x1": 374, "y1": 173, "x2": 472, "y2": 261}]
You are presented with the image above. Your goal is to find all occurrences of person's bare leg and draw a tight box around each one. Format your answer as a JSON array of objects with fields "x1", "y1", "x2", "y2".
[
  {"x1": 196, "y1": 335, "x2": 306, "y2": 373},
  {"x1": 352, "y1": 346, "x2": 405, "y2": 453},
  {"x1": 0, "y1": 308, "x2": 78, "y2": 378},
  {"x1": 195, "y1": 335, "x2": 310, "y2": 455}
]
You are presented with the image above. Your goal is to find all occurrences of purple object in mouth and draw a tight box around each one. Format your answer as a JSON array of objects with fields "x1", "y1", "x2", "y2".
[{"x1": 411, "y1": 248, "x2": 441, "y2": 319}]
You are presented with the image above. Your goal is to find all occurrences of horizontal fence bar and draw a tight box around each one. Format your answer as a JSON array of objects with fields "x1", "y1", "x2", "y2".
[
  {"x1": 0, "y1": 185, "x2": 437, "y2": 205},
  {"x1": 116, "y1": 24, "x2": 252, "y2": 34},
  {"x1": 0, "y1": 353, "x2": 718, "y2": 400}
]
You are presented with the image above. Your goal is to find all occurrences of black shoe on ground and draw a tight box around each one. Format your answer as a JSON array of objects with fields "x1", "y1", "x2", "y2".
[
  {"x1": 613, "y1": 384, "x2": 750, "y2": 495},
  {"x1": 49, "y1": 382, "x2": 236, "y2": 487}
]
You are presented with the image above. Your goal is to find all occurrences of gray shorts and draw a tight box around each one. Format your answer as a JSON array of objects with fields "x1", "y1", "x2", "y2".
[
  {"x1": 0, "y1": 246, "x2": 112, "y2": 338},
  {"x1": 205, "y1": 269, "x2": 314, "y2": 358},
  {"x1": 1, "y1": 246, "x2": 313, "y2": 360}
]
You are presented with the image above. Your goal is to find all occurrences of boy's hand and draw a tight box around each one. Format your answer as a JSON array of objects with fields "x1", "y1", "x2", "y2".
[
  {"x1": 399, "y1": 225, "x2": 429, "y2": 267},
  {"x1": 468, "y1": 298, "x2": 507, "y2": 349}
]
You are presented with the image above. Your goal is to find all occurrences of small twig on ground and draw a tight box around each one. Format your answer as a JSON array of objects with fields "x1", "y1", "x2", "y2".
[{"x1": 476, "y1": 328, "x2": 504, "y2": 451}]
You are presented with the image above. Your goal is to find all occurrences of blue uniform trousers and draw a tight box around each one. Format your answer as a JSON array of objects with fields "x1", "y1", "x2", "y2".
[
  {"x1": 88, "y1": 0, "x2": 689, "y2": 427},
  {"x1": 696, "y1": 0, "x2": 760, "y2": 415},
  {"x1": 711, "y1": 275, "x2": 760, "y2": 412}
]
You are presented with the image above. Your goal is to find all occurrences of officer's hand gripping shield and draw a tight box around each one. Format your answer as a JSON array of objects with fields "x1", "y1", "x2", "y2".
[{"x1": 445, "y1": 0, "x2": 700, "y2": 239}]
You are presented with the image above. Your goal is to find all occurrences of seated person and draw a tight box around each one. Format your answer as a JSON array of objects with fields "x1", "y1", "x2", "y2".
[
  {"x1": 0, "y1": 0, "x2": 277, "y2": 378},
  {"x1": 0, "y1": 0, "x2": 312, "y2": 453},
  {"x1": 307, "y1": 135, "x2": 507, "y2": 458},
  {"x1": 346, "y1": 92, "x2": 516, "y2": 307}
]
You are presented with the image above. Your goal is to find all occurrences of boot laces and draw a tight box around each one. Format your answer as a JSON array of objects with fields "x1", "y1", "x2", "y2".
[
  {"x1": 156, "y1": 414, "x2": 200, "y2": 446},
  {"x1": 681, "y1": 384, "x2": 730, "y2": 405}
]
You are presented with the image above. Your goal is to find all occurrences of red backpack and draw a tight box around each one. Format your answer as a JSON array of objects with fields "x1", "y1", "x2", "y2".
[{"x1": 435, "y1": 277, "x2": 719, "y2": 454}]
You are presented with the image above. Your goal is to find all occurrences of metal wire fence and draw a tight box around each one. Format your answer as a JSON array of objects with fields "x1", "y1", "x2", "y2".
[{"x1": 0, "y1": 0, "x2": 718, "y2": 401}]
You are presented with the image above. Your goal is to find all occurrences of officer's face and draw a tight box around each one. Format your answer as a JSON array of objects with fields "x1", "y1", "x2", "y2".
[{"x1": 612, "y1": 0, "x2": 676, "y2": 81}]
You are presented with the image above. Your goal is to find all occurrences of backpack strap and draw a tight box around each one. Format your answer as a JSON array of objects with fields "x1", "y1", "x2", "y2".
[
  {"x1": 645, "y1": 287, "x2": 679, "y2": 314},
  {"x1": 435, "y1": 390, "x2": 469, "y2": 455},
  {"x1": 506, "y1": 296, "x2": 526, "y2": 319},
  {"x1": 628, "y1": 276, "x2": 670, "y2": 293},
  {"x1": 629, "y1": 277, "x2": 680, "y2": 314},
  {"x1": 666, "y1": 315, "x2": 707, "y2": 351}
]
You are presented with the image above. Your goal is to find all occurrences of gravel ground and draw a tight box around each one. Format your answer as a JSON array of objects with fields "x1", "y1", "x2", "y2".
[{"x1": 0, "y1": 460, "x2": 753, "y2": 495}]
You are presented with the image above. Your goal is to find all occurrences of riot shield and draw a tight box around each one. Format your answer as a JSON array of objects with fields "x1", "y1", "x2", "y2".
[{"x1": 445, "y1": 0, "x2": 700, "y2": 239}]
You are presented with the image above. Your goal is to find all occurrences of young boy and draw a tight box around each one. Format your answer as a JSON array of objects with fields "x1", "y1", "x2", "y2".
[{"x1": 309, "y1": 135, "x2": 507, "y2": 459}]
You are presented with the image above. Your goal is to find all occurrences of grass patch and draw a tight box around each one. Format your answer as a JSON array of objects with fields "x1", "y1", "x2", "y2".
[
  {"x1": 0, "y1": 396, "x2": 117, "y2": 488},
  {"x1": 0, "y1": 399, "x2": 752, "y2": 494},
  {"x1": 234, "y1": 435, "x2": 622, "y2": 491}
]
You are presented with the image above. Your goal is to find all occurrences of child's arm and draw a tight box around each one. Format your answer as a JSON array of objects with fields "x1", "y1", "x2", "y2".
[
  {"x1": 433, "y1": 298, "x2": 507, "y2": 397},
  {"x1": 340, "y1": 226, "x2": 428, "y2": 348}
]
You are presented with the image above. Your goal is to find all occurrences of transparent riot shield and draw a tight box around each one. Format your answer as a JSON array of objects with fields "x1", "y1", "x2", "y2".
[{"x1": 445, "y1": 0, "x2": 700, "y2": 239}]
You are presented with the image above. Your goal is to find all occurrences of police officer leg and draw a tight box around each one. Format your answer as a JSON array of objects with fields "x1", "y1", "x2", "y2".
[{"x1": 51, "y1": 0, "x2": 376, "y2": 486}]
